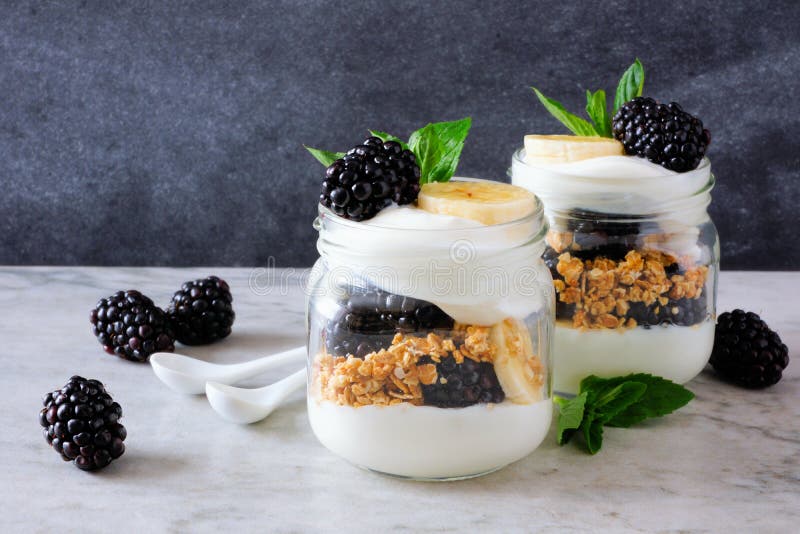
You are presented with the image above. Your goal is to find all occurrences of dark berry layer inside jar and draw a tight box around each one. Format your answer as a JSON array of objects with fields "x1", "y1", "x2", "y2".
[
  {"x1": 418, "y1": 355, "x2": 505, "y2": 408},
  {"x1": 325, "y1": 287, "x2": 455, "y2": 358},
  {"x1": 545, "y1": 209, "x2": 710, "y2": 329}
]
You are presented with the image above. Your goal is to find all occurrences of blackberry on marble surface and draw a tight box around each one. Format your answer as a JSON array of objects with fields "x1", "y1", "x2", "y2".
[
  {"x1": 167, "y1": 276, "x2": 235, "y2": 345},
  {"x1": 418, "y1": 355, "x2": 505, "y2": 408},
  {"x1": 320, "y1": 137, "x2": 421, "y2": 221},
  {"x1": 612, "y1": 97, "x2": 710, "y2": 172},
  {"x1": 39, "y1": 376, "x2": 126, "y2": 471},
  {"x1": 325, "y1": 288, "x2": 455, "y2": 358},
  {"x1": 90, "y1": 290, "x2": 174, "y2": 362},
  {"x1": 710, "y1": 310, "x2": 789, "y2": 388}
]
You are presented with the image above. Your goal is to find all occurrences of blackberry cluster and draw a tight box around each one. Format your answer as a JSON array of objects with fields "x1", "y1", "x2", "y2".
[
  {"x1": 626, "y1": 291, "x2": 708, "y2": 328},
  {"x1": 167, "y1": 276, "x2": 235, "y2": 345},
  {"x1": 90, "y1": 290, "x2": 175, "y2": 362},
  {"x1": 418, "y1": 355, "x2": 505, "y2": 408},
  {"x1": 612, "y1": 97, "x2": 711, "y2": 172},
  {"x1": 39, "y1": 376, "x2": 126, "y2": 471},
  {"x1": 325, "y1": 288, "x2": 454, "y2": 358},
  {"x1": 710, "y1": 310, "x2": 789, "y2": 388},
  {"x1": 320, "y1": 137, "x2": 421, "y2": 221}
]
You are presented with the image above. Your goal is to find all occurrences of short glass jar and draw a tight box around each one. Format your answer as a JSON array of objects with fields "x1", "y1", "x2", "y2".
[
  {"x1": 511, "y1": 152, "x2": 719, "y2": 394},
  {"x1": 305, "y1": 179, "x2": 554, "y2": 480}
]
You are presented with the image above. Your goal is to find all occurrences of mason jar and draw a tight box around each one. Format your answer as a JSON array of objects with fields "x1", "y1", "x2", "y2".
[
  {"x1": 511, "y1": 152, "x2": 719, "y2": 394},
  {"x1": 305, "y1": 179, "x2": 554, "y2": 480}
]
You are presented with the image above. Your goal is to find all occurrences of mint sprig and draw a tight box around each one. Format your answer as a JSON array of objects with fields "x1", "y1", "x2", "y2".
[
  {"x1": 585, "y1": 89, "x2": 611, "y2": 137},
  {"x1": 554, "y1": 373, "x2": 694, "y2": 454},
  {"x1": 304, "y1": 146, "x2": 345, "y2": 167},
  {"x1": 408, "y1": 117, "x2": 471, "y2": 184},
  {"x1": 532, "y1": 88, "x2": 597, "y2": 136},
  {"x1": 531, "y1": 59, "x2": 645, "y2": 138},
  {"x1": 613, "y1": 59, "x2": 645, "y2": 113},
  {"x1": 305, "y1": 117, "x2": 471, "y2": 185}
]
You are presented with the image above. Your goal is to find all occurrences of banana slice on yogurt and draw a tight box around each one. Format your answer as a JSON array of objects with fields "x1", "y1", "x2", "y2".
[
  {"x1": 417, "y1": 181, "x2": 536, "y2": 225},
  {"x1": 524, "y1": 134, "x2": 624, "y2": 165}
]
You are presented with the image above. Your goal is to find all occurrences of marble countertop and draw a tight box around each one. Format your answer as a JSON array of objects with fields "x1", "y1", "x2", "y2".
[{"x1": 1, "y1": 267, "x2": 797, "y2": 533}]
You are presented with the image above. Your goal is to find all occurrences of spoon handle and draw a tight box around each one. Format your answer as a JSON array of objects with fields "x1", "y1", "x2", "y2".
[
  {"x1": 262, "y1": 368, "x2": 307, "y2": 405},
  {"x1": 227, "y1": 345, "x2": 306, "y2": 383}
]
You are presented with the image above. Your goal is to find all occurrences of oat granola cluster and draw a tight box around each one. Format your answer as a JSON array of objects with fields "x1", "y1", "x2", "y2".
[
  {"x1": 312, "y1": 326, "x2": 496, "y2": 407},
  {"x1": 553, "y1": 249, "x2": 708, "y2": 329}
]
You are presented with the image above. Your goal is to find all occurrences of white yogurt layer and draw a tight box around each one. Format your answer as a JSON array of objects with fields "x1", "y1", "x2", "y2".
[
  {"x1": 363, "y1": 204, "x2": 486, "y2": 230},
  {"x1": 553, "y1": 320, "x2": 715, "y2": 394},
  {"x1": 316, "y1": 183, "x2": 550, "y2": 326},
  {"x1": 510, "y1": 152, "x2": 712, "y2": 223},
  {"x1": 307, "y1": 399, "x2": 552, "y2": 479}
]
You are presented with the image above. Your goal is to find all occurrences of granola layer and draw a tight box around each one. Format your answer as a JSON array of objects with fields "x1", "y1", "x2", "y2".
[
  {"x1": 312, "y1": 327, "x2": 498, "y2": 407},
  {"x1": 551, "y1": 248, "x2": 708, "y2": 330}
]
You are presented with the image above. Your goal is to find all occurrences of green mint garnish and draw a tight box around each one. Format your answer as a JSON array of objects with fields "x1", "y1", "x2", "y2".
[
  {"x1": 554, "y1": 373, "x2": 694, "y2": 454},
  {"x1": 554, "y1": 391, "x2": 587, "y2": 445},
  {"x1": 532, "y1": 59, "x2": 645, "y2": 138},
  {"x1": 408, "y1": 117, "x2": 471, "y2": 184},
  {"x1": 304, "y1": 146, "x2": 345, "y2": 167},
  {"x1": 585, "y1": 89, "x2": 611, "y2": 137},
  {"x1": 306, "y1": 117, "x2": 471, "y2": 185},
  {"x1": 531, "y1": 88, "x2": 598, "y2": 136},
  {"x1": 613, "y1": 58, "x2": 645, "y2": 113}
]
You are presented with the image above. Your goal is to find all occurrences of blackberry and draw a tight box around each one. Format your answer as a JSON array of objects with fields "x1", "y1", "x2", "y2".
[
  {"x1": 418, "y1": 355, "x2": 505, "y2": 408},
  {"x1": 710, "y1": 310, "x2": 789, "y2": 388},
  {"x1": 39, "y1": 376, "x2": 126, "y2": 471},
  {"x1": 320, "y1": 136, "x2": 421, "y2": 221},
  {"x1": 167, "y1": 276, "x2": 235, "y2": 345},
  {"x1": 90, "y1": 290, "x2": 174, "y2": 362},
  {"x1": 612, "y1": 97, "x2": 710, "y2": 172},
  {"x1": 325, "y1": 288, "x2": 454, "y2": 358},
  {"x1": 627, "y1": 292, "x2": 708, "y2": 328}
]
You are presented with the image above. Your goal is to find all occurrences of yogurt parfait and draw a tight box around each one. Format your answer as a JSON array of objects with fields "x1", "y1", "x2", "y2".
[
  {"x1": 511, "y1": 61, "x2": 719, "y2": 393},
  {"x1": 305, "y1": 119, "x2": 555, "y2": 479}
]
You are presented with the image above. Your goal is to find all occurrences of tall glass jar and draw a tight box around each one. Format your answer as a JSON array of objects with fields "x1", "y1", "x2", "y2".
[
  {"x1": 305, "y1": 179, "x2": 554, "y2": 480},
  {"x1": 511, "y1": 153, "x2": 719, "y2": 394}
]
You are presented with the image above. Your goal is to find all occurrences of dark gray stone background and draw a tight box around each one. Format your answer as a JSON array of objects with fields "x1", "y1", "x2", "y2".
[{"x1": 1, "y1": 0, "x2": 798, "y2": 269}]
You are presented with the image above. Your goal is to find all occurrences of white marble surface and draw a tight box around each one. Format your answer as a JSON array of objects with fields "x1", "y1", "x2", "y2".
[{"x1": 1, "y1": 267, "x2": 798, "y2": 533}]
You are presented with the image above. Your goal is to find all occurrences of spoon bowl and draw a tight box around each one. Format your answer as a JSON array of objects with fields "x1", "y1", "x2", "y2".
[
  {"x1": 206, "y1": 368, "x2": 307, "y2": 424},
  {"x1": 150, "y1": 345, "x2": 306, "y2": 394}
]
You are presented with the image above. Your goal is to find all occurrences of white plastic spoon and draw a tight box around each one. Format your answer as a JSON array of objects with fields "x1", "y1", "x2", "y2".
[
  {"x1": 206, "y1": 368, "x2": 307, "y2": 424},
  {"x1": 150, "y1": 345, "x2": 305, "y2": 394}
]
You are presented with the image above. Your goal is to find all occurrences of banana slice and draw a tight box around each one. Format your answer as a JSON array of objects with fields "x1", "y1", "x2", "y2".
[
  {"x1": 524, "y1": 134, "x2": 624, "y2": 165},
  {"x1": 417, "y1": 181, "x2": 536, "y2": 225},
  {"x1": 490, "y1": 318, "x2": 543, "y2": 404}
]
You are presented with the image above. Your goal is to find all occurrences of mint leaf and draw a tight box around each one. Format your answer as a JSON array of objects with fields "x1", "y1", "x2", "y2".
[
  {"x1": 369, "y1": 130, "x2": 409, "y2": 150},
  {"x1": 531, "y1": 87, "x2": 598, "y2": 137},
  {"x1": 585, "y1": 89, "x2": 611, "y2": 138},
  {"x1": 580, "y1": 373, "x2": 693, "y2": 428},
  {"x1": 408, "y1": 117, "x2": 471, "y2": 184},
  {"x1": 605, "y1": 376, "x2": 694, "y2": 427},
  {"x1": 592, "y1": 381, "x2": 647, "y2": 423},
  {"x1": 554, "y1": 392, "x2": 587, "y2": 445},
  {"x1": 613, "y1": 59, "x2": 645, "y2": 113},
  {"x1": 305, "y1": 146, "x2": 345, "y2": 167},
  {"x1": 581, "y1": 417, "x2": 604, "y2": 454}
]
